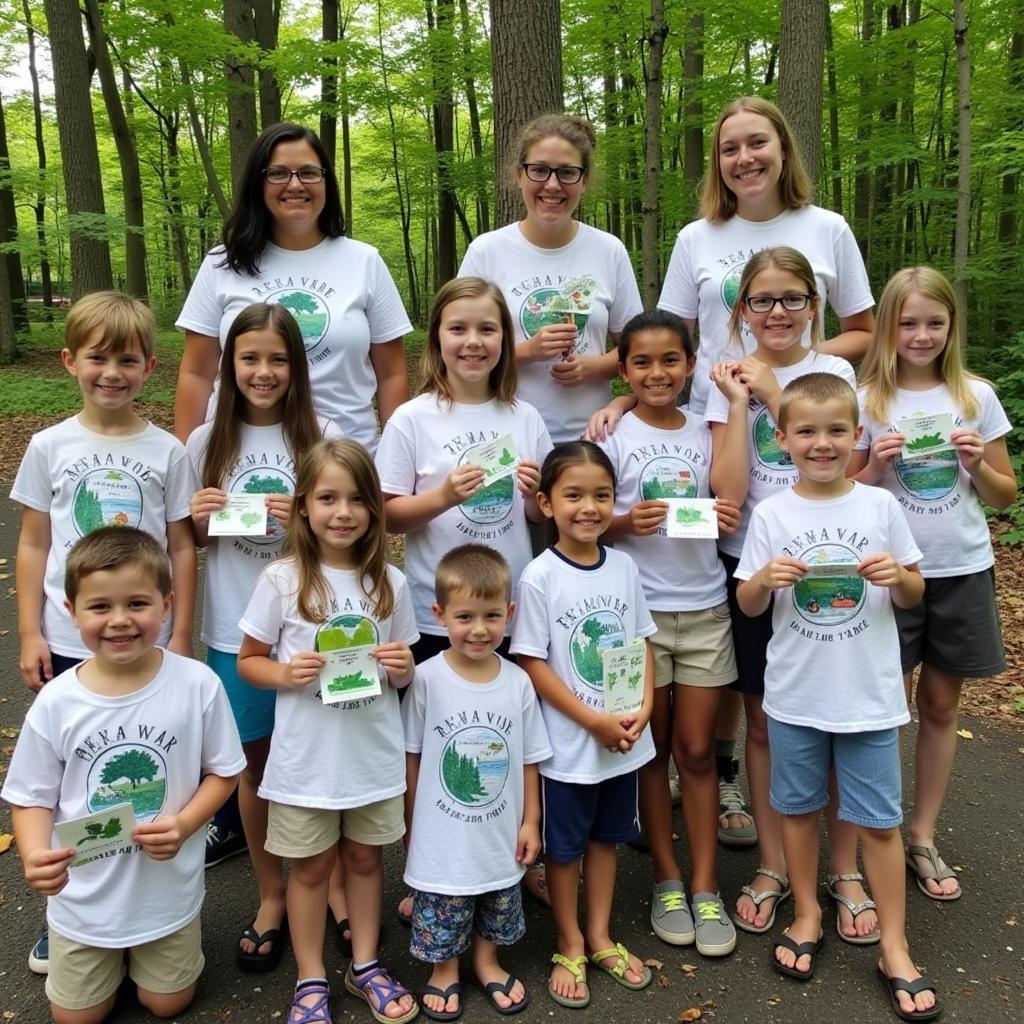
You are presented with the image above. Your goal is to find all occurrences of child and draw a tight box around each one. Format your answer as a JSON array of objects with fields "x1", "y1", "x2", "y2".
[
  {"x1": 402, "y1": 544, "x2": 552, "y2": 1020},
  {"x1": 704, "y1": 248, "x2": 876, "y2": 946},
  {"x1": 1, "y1": 526, "x2": 245, "y2": 1024},
  {"x1": 511, "y1": 442, "x2": 656, "y2": 1008},
  {"x1": 376, "y1": 277, "x2": 551, "y2": 663},
  {"x1": 736, "y1": 373, "x2": 938, "y2": 1021},
  {"x1": 852, "y1": 267, "x2": 1016, "y2": 903},
  {"x1": 237, "y1": 438, "x2": 419, "y2": 1024},
  {"x1": 187, "y1": 302, "x2": 341, "y2": 966},
  {"x1": 598, "y1": 309, "x2": 743, "y2": 956}
]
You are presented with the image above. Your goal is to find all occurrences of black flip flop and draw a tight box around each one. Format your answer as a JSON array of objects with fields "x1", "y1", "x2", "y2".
[
  {"x1": 876, "y1": 966, "x2": 941, "y2": 1021},
  {"x1": 235, "y1": 918, "x2": 288, "y2": 972},
  {"x1": 332, "y1": 914, "x2": 353, "y2": 959},
  {"x1": 770, "y1": 932, "x2": 824, "y2": 981},
  {"x1": 479, "y1": 975, "x2": 529, "y2": 1016},
  {"x1": 419, "y1": 982, "x2": 463, "y2": 1022}
]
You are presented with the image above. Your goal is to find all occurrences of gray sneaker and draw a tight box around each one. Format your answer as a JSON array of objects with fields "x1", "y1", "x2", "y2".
[
  {"x1": 692, "y1": 892, "x2": 737, "y2": 957},
  {"x1": 650, "y1": 880, "x2": 695, "y2": 945}
]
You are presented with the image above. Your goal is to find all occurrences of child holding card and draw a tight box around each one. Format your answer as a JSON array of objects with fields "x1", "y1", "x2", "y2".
[
  {"x1": 598, "y1": 310, "x2": 744, "y2": 957},
  {"x1": 237, "y1": 439, "x2": 419, "y2": 1024},
  {"x1": 511, "y1": 442, "x2": 656, "y2": 1007},
  {"x1": 853, "y1": 267, "x2": 1016, "y2": 904},
  {"x1": 376, "y1": 277, "x2": 552, "y2": 665},
  {"x1": 2, "y1": 527, "x2": 245, "y2": 1024}
]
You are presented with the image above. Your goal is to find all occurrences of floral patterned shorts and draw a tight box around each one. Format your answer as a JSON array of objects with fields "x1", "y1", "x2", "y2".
[{"x1": 409, "y1": 883, "x2": 525, "y2": 962}]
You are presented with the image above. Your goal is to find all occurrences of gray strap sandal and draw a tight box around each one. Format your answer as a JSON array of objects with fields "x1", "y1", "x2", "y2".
[
  {"x1": 733, "y1": 866, "x2": 791, "y2": 934},
  {"x1": 824, "y1": 872, "x2": 879, "y2": 945},
  {"x1": 906, "y1": 843, "x2": 962, "y2": 901}
]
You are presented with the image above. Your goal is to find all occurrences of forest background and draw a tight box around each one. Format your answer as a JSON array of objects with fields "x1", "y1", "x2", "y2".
[{"x1": 0, "y1": 0, "x2": 1022, "y2": 540}]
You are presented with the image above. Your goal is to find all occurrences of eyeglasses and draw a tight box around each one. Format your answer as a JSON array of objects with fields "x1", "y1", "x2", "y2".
[
  {"x1": 520, "y1": 162, "x2": 587, "y2": 185},
  {"x1": 263, "y1": 165, "x2": 327, "y2": 185},
  {"x1": 743, "y1": 293, "x2": 814, "y2": 313}
]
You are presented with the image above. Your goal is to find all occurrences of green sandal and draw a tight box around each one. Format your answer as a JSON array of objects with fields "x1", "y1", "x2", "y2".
[
  {"x1": 588, "y1": 943, "x2": 652, "y2": 991},
  {"x1": 548, "y1": 953, "x2": 589, "y2": 1009}
]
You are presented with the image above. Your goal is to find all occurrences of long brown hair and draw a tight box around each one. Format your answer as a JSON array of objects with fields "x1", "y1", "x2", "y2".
[
  {"x1": 285, "y1": 439, "x2": 394, "y2": 623},
  {"x1": 201, "y1": 303, "x2": 321, "y2": 490}
]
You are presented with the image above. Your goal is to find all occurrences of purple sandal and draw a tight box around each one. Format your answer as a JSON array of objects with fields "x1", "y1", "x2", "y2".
[
  {"x1": 345, "y1": 961, "x2": 419, "y2": 1024},
  {"x1": 288, "y1": 982, "x2": 331, "y2": 1024}
]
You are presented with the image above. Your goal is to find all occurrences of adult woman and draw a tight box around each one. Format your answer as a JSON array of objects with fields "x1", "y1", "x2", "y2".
[
  {"x1": 459, "y1": 114, "x2": 642, "y2": 444},
  {"x1": 175, "y1": 122, "x2": 412, "y2": 449}
]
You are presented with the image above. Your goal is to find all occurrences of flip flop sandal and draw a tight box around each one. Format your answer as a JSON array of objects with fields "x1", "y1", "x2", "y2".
[
  {"x1": 331, "y1": 914, "x2": 353, "y2": 959},
  {"x1": 419, "y1": 982, "x2": 462, "y2": 1022},
  {"x1": 478, "y1": 975, "x2": 529, "y2": 1016},
  {"x1": 876, "y1": 966, "x2": 941, "y2": 1021},
  {"x1": 825, "y1": 872, "x2": 880, "y2": 945},
  {"x1": 548, "y1": 953, "x2": 589, "y2": 1009},
  {"x1": 345, "y1": 962, "x2": 419, "y2": 1024},
  {"x1": 906, "y1": 844, "x2": 962, "y2": 902},
  {"x1": 588, "y1": 942, "x2": 652, "y2": 991},
  {"x1": 733, "y1": 866, "x2": 791, "y2": 934},
  {"x1": 288, "y1": 982, "x2": 332, "y2": 1024},
  {"x1": 236, "y1": 918, "x2": 288, "y2": 972},
  {"x1": 771, "y1": 931, "x2": 825, "y2": 982}
]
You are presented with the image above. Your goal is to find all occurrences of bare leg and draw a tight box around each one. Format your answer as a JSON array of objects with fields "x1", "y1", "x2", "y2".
[
  {"x1": 824, "y1": 773, "x2": 878, "y2": 940},
  {"x1": 639, "y1": 686, "x2": 680, "y2": 883},
  {"x1": 288, "y1": 846, "x2": 335, "y2": 982},
  {"x1": 582, "y1": 842, "x2": 646, "y2": 984},
  {"x1": 773, "y1": 811, "x2": 822, "y2": 974},
  {"x1": 473, "y1": 936, "x2": 526, "y2": 1010},
  {"x1": 547, "y1": 858, "x2": 587, "y2": 1002},
  {"x1": 715, "y1": 689, "x2": 747, "y2": 832},
  {"x1": 421, "y1": 957, "x2": 460, "y2": 1016}
]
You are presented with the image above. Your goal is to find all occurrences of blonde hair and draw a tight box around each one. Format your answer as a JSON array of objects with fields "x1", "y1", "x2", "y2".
[
  {"x1": 64, "y1": 290, "x2": 156, "y2": 358},
  {"x1": 777, "y1": 372, "x2": 859, "y2": 432},
  {"x1": 727, "y1": 246, "x2": 823, "y2": 352},
  {"x1": 285, "y1": 439, "x2": 394, "y2": 623},
  {"x1": 420, "y1": 277, "x2": 518, "y2": 405},
  {"x1": 861, "y1": 266, "x2": 984, "y2": 424},
  {"x1": 435, "y1": 544, "x2": 512, "y2": 606},
  {"x1": 700, "y1": 97, "x2": 811, "y2": 223},
  {"x1": 514, "y1": 113, "x2": 597, "y2": 177}
]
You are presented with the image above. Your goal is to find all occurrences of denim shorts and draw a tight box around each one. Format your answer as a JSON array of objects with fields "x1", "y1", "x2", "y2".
[
  {"x1": 409, "y1": 884, "x2": 525, "y2": 962},
  {"x1": 207, "y1": 646, "x2": 275, "y2": 743},
  {"x1": 541, "y1": 771, "x2": 640, "y2": 862},
  {"x1": 766, "y1": 717, "x2": 903, "y2": 830}
]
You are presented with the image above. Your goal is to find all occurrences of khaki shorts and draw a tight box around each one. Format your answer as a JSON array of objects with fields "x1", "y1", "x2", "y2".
[
  {"x1": 650, "y1": 605, "x2": 737, "y2": 688},
  {"x1": 265, "y1": 795, "x2": 405, "y2": 858},
  {"x1": 46, "y1": 914, "x2": 203, "y2": 1011}
]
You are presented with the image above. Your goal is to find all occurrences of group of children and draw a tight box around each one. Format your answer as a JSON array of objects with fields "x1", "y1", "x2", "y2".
[{"x1": 2, "y1": 243, "x2": 1015, "y2": 1024}]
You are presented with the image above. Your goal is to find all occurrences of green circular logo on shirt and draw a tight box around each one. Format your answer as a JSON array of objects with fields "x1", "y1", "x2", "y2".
[
  {"x1": 639, "y1": 457, "x2": 698, "y2": 501},
  {"x1": 894, "y1": 451, "x2": 958, "y2": 501},
  {"x1": 87, "y1": 743, "x2": 167, "y2": 821},
  {"x1": 72, "y1": 469, "x2": 144, "y2": 536},
  {"x1": 752, "y1": 407, "x2": 793, "y2": 471},
  {"x1": 267, "y1": 289, "x2": 330, "y2": 351},
  {"x1": 519, "y1": 288, "x2": 590, "y2": 355},
  {"x1": 570, "y1": 611, "x2": 626, "y2": 690},
  {"x1": 439, "y1": 726, "x2": 510, "y2": 808}
]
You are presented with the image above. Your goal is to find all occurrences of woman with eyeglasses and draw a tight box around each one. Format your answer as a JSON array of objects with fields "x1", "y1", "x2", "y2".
[
  {"x1": 175, "y1": 122, "x2": 412, "y2": 451},
  {"x1": 459, "y1": 114, "x2": 642, "y2": 445}
]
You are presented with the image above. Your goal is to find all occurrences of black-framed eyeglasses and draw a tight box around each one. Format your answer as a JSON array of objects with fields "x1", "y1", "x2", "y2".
[
  {"x1": 743, "y1": 293, "x2": 814, "y2": 313},
  {"x1": 520, "y1": 162, "x2": 587, "y2": 185},
  {"x1": 263, "y1": 165, "x2": 327, "y2": 185}
]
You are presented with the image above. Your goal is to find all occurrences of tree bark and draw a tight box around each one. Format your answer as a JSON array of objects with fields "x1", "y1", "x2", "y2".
[
  {"x1": 641, "y1": 1, "x2": 667, "y2": 307},
  {"x1": 682, "y1": 11, "x2": 704, "y2": 208},
  {"x1": 22, "y1": 0, "x2": 53, "y2": 309},
  {"x1": 458, "y1": 0, "x2": 489, "y2": 235},
  {"x1": 428, "y1": 0, "x2": 457, "y2": 285},
  {"x1": 224, "y1": 0, "x2": 259, "y2": 197},
  {"x1": 825, "y1": 12, "x2": 842, "y2": 214},
  {"x1": 778, "y1": 0, "x2": 827, "y2": 192},
  {"x1": 998, "y1": 32, "x2": 1022, "y2": 247},
  {"x1": 602, "y1": 38, "x2": 621, "y2": 238},
  {"x1": 252, "y1": 0, "x2": 282, "y2": 128},
  {"x1": 43, "y1": 0, "x2": 114, "y2": 297},
  {"x1": 854, "y1": 0, "x2": 875, "y2": 265},
  {"x1": 321, "y1": 0, "x2": 338, "y2": 165},
  {"x1": 0, "y1": 86, "x2": 28, "y2": 334},
  {"x1": 0, "y1": 231, "x2": 16, "y2": 361},
  {"x1": 490, "y1": 0, "x2": 563, "y2": 226},
  {"x1": 953, "y1": 0, "x2": 970, "y2": 319}
]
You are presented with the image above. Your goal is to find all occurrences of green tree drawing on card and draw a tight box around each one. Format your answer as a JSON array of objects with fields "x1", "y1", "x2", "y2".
[
  {"x1": 499, "y1": 448, "x2": 515, "y2": 466},
  {"x1": 906, "y1": 433, "x2": 944, "y2": 451}
]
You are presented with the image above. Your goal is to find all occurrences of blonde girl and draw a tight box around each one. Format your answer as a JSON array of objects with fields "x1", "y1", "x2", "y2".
[
  {"x1": 238, "y1": 439, "x2": 420, "y2": 1024},
  {"x1": 852, "y1": 267, "x2": 1016, "y2": 903}
]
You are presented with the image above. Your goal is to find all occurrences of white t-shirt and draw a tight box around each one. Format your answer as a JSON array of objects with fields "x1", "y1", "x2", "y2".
[
  {"x1": 176, "y1": 237, "x2": 413, "y2": 448},
  {"x1": 459, "y1": 222, "x2": 643, "y2": 443},
  {"x1": 855, "y1": 381, "x2": 1011, "y2": 578},
  {"x1": 186, "y1": 417, "x2": 342, "y2": 652},
  {"x1": 704, "y1": 351, "x2": 856, "y2": 558},
  {"x1": 599, "y1": 411, "x2": 726, "y2": 611},
  {"x1": 659, "y1": 206, "x2": 873, "y2": 414},
  {"x1": 0, "y1": 650, "x2": 245, "y2": 948},
  {"x1": 735, "y1": 484, "x2": 921, "y2": 732},
  {"x1": 10, "y1": 417, "x2": 195, "y2": 659},
  {"x1": 375, "y1": 394, "x2": 553, "y2": 634},
  {"x1": 239, "y1": 559, "x2": 419, "y2": 809},
  {"x1": 510, "y1": 546, "x2": 657, "y2": 782},
  {"x1": 402, "y1": 653, "x2": 552, "y2": 895}
]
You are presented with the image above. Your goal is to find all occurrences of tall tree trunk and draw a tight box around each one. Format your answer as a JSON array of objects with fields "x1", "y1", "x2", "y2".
[
  {"x1": 641, "y1": 1, "x2": 667, "y2": 306},
  {"x1": 428, "y1": 0, "x2": 457, "y2": 284},
  {"x1": 490, "y1": 0, "x2": 563, "y2": 226},
  {"x1": 458, "y1": 0, "x2": 489, "y2": 235},
  {"x1": 854, "y1": 0, "x2": 874, "y2": 264},
  {"x1": 321, "y1": 0, "x2": 338, "y2": 165},
  {"x1": 43, "y1": 0, "x2": 114, "y2": 297},
  {"x1": 900, "y1": 0, "x2": 920, "y2": 260},
  {"x1": 0, "y1": 86, "x2": 28, "y2": 333},
  {"x1": 23, "y1": 0, "x2": 54, "y2": 309},
  {"x1": 825, "y1": 12, "x2": 842, "y2": 214},
  {"x1": 224, "y1": 0, "x2": 259, "y2": 196},
  {"x1": 0, "y1": 231, "x2": 16, "y2": 361},
  {"x1": 341, "y1": 59, "x2": 353, "y2": 234},
  {"x1": 998, "y1": 32, "x2": 1022, "y2": 247},
  {"x1": 84, "y1": 0, "x2": 148, "y2": 299},
  {"x1": 252, "y1": 0, "x2": 282, "y2": 128},
  {"x1": 602, "y1": 40, "x2": 621, "y2": 238},
  {"x1": 778, "y1": 0, "x2": 827, "y2": 192},
  {"x1": 682, "y1": 11, "x2": 704, "y2": 209},
  {"x1": 952, "y1": 0, "x2": 970, "y2": 319}
]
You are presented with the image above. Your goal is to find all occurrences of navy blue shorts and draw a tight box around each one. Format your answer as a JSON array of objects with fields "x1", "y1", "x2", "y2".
[
  {"x1": 721, "y1": 552, "x2": 772, "y2": 695},
  {"x1": 541, "y1": 771, "x2": 640, "y2": 862}
]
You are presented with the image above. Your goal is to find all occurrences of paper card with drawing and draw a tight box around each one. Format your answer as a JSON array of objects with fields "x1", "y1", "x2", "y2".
[
  {"x1": 207, "y1": 494, "x2": 269, "y2": 537},
  {"x1": 663, "y1": 498, "x2": 719, "y2": 539},
  {"x1": 55, "y1": 802, "x2": 137, "y2": 867},
  {"x1": 464, "y1": 434, "x2": 519, "y2": 484},
  {"x1": 319, "y1": 644, "x2": 382, "y2": 705},
  {"x1": 601, "y1": 640, "x2": 647, "y2": 716},
  {"x1": 897, "y1": 413, "x2": 956, "y2": 460}
]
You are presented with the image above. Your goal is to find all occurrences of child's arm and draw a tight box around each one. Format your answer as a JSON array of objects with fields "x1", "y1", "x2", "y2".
[
  {"x1": 133, "y1": 770, "x2": 239, "y2": 861},
  {"x1": 603, "y1": 501, "x2": 667, "y2": 541},
  {"x1": 166, "y1": 519, "x2": 197, "y2": 657},
  {"x1": 516, "y1": 763, "x2": 541, "y2": 866},
  {"x1": 709, "y1": 362, "x2": 751, "y2": 504},
  {"x1": 736, "y1": 557, "x2": 808, "y2": 617},
  {"x1": 858, "y1": 556, "x2": 924, "y2": 609},
  {"x1": 383, "y1": 464, "x2": 486, "y2": 533},
  {"x1": 585, "y1": 394, "x2": 638, "y2": 442},
  {"x1": 237, "y1": 633, "x2": 325, "y2": 689},
  {"x1": 11, "y1": 805, "x2": 75, "y2": 895},
  {"x1": 953, "y1": 432, "x2": 1018, "y2": 511},
  {"x1": 16, "y1": 508, "x2": 52, "y2": 690}
]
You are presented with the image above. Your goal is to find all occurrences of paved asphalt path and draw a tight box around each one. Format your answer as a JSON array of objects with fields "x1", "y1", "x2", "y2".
[{"x1": 0, "y1": 491, "x2": 1021, "y2": 1023}]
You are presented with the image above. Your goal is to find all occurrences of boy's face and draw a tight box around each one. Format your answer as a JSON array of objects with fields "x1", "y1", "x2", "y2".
[
  {"x1": 619, "y1": 328, "x2": 695, "y2": 409},
  {"x1": 66, "y1": 564, "x2": 172, "y2": 670},
  {"x1": 776, "y1": 397, "x2": 862, "y2": 490},
  {"x1": 61, "y1": 330, "x2": 156, "y2": 414},
  {"x1": 433, "y1": 589, "x2": 512, "y2": 663}
]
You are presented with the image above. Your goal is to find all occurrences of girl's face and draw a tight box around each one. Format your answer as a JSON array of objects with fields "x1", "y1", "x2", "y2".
[
  {"x1": 896, "y1": 291, "x2": 950, "y2": 375},
  {"x1": 741, "y1": 266, "x2": 817, "y2": 363},
  {"x1": 439, "y1": 294, "x2": 504, "y2": 400},
  {"x1": 233, "y1": 327, "x2": 290, "y2": 423},
  {"x1": 538, "y1": 461, "x2": 615, "y2": 553},
  {"x1": 619, "y1": 328, "x2": 694, "y2": 410},
  {"x1": 263, "y1": 139, "x2": 326, "y2": 244},
  {"x1": 302, "y1": 461, "x2": 369, "y2": 567},
  {"x1": 717, "y1": 111, "x2": 785, "y2": 213},
  {"x1": 516, "y1": 135, "x2": 588, "y2": 228}
]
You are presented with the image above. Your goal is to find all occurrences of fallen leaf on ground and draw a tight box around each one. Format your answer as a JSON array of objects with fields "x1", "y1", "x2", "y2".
[
  {"x1": 0, "y1": 835, "x2": 12, "y2": 854},
  {"x1": 956, "y1": 728, "x2": 974, "y2": 739},
  {"x1": 657, "y1": 974, "x2": 670, "y2": 989},
  {"x1": 644, "y1": 958, "x2": 663, "y2": 970},
  {"x1": 678, "y1": 1010, "x2": 701, "y2": 1022},
  {"x1": 679, "y1": 963, "x2": 698, "y2": 975},
  {"x1": 0, "y1": 728, "x2": 17, "y2": 739}
]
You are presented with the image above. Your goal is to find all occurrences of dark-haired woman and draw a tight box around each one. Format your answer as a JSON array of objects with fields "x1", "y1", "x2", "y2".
[{"x1": 175, "y1": 123, "x2": 412, "y2": 451}]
